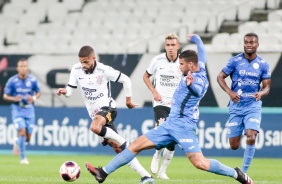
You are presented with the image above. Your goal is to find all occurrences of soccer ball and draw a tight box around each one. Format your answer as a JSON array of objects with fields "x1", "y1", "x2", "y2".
[{"x1": 59, "y1": 161, "x2": 81, "y2": 182}]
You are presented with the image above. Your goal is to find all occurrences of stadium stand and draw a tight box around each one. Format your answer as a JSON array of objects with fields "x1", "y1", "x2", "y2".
[{"x1": 0, "y1": 0, "x2": 281, "y2": 54}]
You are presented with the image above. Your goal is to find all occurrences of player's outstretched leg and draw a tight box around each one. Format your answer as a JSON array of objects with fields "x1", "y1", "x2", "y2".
[
  {"x1": 235, "y1": 167, "x2": 253, "y2": 184},
  {"x1": 85, "y1": 162, "x2": 108, "y2": 183}
]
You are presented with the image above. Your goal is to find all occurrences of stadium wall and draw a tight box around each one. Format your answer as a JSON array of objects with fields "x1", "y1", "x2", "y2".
[{"x1": 0, "y1": 106, "x2": 281, "y2": 158}]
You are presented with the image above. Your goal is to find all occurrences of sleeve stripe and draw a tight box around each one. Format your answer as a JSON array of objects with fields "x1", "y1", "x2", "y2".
[
  {"x1": 115, "y1": 72, "x2": 121, "y2": 83},
  {"x1": 67, "y1": 84, "x2": 77, "y2": 88}
]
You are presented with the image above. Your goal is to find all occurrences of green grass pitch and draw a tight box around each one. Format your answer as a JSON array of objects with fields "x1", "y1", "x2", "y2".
[{"x1": 0, "y1": 154, "x2": 281, "y2": 184}]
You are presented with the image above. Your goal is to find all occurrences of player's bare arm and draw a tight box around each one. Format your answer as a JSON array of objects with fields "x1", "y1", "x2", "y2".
[
  {"x1": 217, "y1": 71, "x2": 240, "y2": 103},
  {"x1": 143, "y1": 72, "x2": 162, "y2": 101},
  {"x1": 254, "y1": 78, "x2": 271, "y2": 101},
  {"x1": 126, "y1": 97, "x2": 138, "y2": 109}
]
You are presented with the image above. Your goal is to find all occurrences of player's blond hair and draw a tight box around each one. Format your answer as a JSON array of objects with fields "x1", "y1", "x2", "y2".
[{"x1": 165, "y1": 34, "x2": 179, "y2": 42}]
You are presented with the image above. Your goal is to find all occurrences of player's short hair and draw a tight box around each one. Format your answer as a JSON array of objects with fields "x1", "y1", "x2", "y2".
[
  {"x1": 179, "y1": 50, "x2": 198, "y2": 64},
  {"x1": 79, "y1": 46, "x2": 94, "y2": 57},
  {"x1": 244, "y1": 33, "x2": 259, "y2": 41},
  {"x1": 165, "y1": 34, "x2": 179, "y2": 42},
  {"x1": 18, "y1": 58, "x2": 27, "y2": 62}
]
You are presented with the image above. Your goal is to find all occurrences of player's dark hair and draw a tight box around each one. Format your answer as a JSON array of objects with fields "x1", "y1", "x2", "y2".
[
  {"x1": 78, "y1": 46, "x2": 94, "y2": 57},
  {"x1": 179, "y1": 50, "x2": 198, "y2": 64},
  {"x1": 18, "y1": 58, "x2": 27, "y2": 63},
  {"x1": 244, "y1": 33, "x2": 259, "y2": 40}
]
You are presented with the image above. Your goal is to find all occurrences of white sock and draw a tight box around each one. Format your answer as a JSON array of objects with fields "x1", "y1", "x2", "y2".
[
  {"x1": 104, "y1": 127, "x2": 126, "y2": 145},
  {"x1": 153, "y1": 148, "x2": 164, "y2": 159},
  {"x1": 128, "y1": 157, "x2": 151, "y2": 177},
  {"x1": 159, "y1": 148, "x2": 174, "y2": 174}
]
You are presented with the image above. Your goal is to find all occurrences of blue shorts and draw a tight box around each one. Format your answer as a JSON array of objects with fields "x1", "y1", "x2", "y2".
[
  {"x1": 227, "y1": 110, "x2": 261, "y2": 138},
  {"x1": 13, "y1": 117, "x2": 35, "y2": 134},
  {"x1": 145, "y1": 117, "x2": 201, "y2": 153}
]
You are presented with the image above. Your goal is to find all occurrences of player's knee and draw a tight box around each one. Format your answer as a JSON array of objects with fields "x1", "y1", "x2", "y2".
[
  {"x1": 230, "y1": 144, "x2": 240, "y2": 150},
  {"x1": 246, "y1": 137, "x2": 256, "y2": 145},
  {"x1": 90, "y1": 124, "x2": 101, "y2": 134}
]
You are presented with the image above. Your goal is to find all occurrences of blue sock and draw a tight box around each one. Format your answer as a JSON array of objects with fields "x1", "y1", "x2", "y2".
[
  {"x1": 242, "y1": 145, "x2": 255, "y2": 173},
  {"x1": 18, "y1": 136, "x2": 26, "y2": 160},
  {"x1": 208, "y1": 159, "x2": 235, "y2": 178},
  {"x1": 104, "y1": 148, "x2": 135, "y2": 174}
]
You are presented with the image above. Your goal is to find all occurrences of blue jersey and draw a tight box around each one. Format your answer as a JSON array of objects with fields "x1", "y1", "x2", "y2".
[
  {"x1": 168, "y1": 35, "x2": 209, "y2": 124},
  {"x1": 222, "y1": 53, "x2": 271, "y2": 112},
  {"x1": 4, "y1": 74, "x2": 40, "y2": 118}
]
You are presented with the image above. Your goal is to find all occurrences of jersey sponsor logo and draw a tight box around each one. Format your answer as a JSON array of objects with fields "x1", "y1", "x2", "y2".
[
  {"x1": 249, "y1": 118, "x2": 260, "y2": 124},
  {"x1": 239, "y1": 70, "x2": 246, "y2": 76},
  {"x1": 82, "y1": 87, "x2": 97, "y2": 96},
  {"x1": 227, "y1": 122, "x2": 238, "y2": 127},
  {"x1": 16, "y1": 88, "x2": 31, "y2": 93},
  {"x1": 79, "y1": 77, "x2": 84, "y2": 80},
  {"x1": 179, "y1": 139, "x2": 193, "y2": 143},
  {"x1": 238, "y1": 79, "x2": 259, "y2": 86},
  {"x1": 239, "y1": 70, "x2": 259, "y2": 77},
  {"x1": 245, "y1": 72, "x2": 259, "y2": 77},
  {"x1": 160, "y1": 75, "x2": 175, "y2": 79},
  {"x1": 86, "y1": 93, "x2": 104, "y2": 101}
]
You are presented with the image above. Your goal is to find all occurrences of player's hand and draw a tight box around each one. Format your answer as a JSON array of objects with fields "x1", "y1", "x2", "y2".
[
  {"x1": 56, "y1": 88, "x2": 67, "y2": 96},
  {"x1": 152, "y1": 90, "x2": 162, "y2": 101},
  {"x1": 26, "y1": 95, "x2": 35, "y2": 104},
  {"x1": 253, "y1": 92, "x2": 262, "y2": 101},
  {"x1": 186, "y1": 71, "x2": 194, "y2": 86},
  {"x1": 14, "y1": 95, "x2": 22, "y2": 102},
  {"x1": 228, "y1": 91, "x2": 240, "y2": 103},
  {"x1": 187, "y1": 34, "x2": 195, "y2": 42},
  {"x1": 126, "y1": 97, "x2": 138, "y2": 109}
]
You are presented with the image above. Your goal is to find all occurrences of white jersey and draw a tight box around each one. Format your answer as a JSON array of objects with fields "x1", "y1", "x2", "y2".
[
  {"x1": 68, "y1": 62, "x2": 120, "y2": 119},
  {"x1": 146, "y1": 53, "x2": 182, "y2": 107}
]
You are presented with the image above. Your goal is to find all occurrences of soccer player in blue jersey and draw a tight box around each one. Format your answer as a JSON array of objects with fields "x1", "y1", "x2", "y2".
[
  {"x1": 85, "y1": 34, "x2": 253, "y2": 184},
  {"x1": 217, "y1": 32, "x2": 271, "y2": 174},
  {"x1": 3, "y1": 58, "x2": 41, "y2": 164}
]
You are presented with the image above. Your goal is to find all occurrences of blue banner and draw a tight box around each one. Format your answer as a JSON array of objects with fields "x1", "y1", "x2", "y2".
[{"x1": 0, "y1": 106, "x2": 281, "y2": 157}]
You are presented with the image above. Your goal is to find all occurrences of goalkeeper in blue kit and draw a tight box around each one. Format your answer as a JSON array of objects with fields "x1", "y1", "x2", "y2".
[{"x1": 85, "y1": 34, "x2": 254, "y2": 184}]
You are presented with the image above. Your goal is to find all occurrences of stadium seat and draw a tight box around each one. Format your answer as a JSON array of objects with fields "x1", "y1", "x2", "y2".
[
  {"x1": 238, "y1": 21, "x2": 258, "y2": 34},
  {"x1": 268, "y1": 9, "x2": 282, "y2": 22},
  {"x1": 211, "y1": 32, "x2": 230, "y2": 52}
]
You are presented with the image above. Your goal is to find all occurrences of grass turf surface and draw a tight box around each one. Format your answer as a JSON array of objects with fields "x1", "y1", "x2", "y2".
[{"x1": 0, "y1": 154, "x2": 281, "y2": 184}]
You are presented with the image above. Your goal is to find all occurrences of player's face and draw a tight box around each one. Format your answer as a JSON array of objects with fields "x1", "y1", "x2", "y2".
[
  {"x1": 244, "y1": 36, "x2": 259, "y2": 55},
  {"x1": 179, "y1": 58, "x2": 192, "y2": 74},
  {"x1": 17, "y1": 60, "x2": 29, "y2": 78},
  {"x1": 79, "y1": 53, "x2": 96, "y2": 73},
  {"x1": 165, "y1": 39, "x2": 179, "y2": 59}
]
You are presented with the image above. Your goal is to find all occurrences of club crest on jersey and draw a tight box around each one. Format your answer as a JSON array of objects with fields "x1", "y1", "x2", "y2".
[
  {"x1": 253, "y1": 63, "x2": 259, "y2": 69},
  {"x1": 96, "y1": 75, "x2": 103, "y2": 84},
  {"x1": 26, "y1": 81, "x2": 31, "y2": 87}
]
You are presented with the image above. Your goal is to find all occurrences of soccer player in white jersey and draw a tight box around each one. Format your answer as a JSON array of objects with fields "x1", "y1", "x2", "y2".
[
  {"x1": 217, "y1": 33, "x2": 271, "y2": 173},
  {"x1": 56, "y1": 46, "x2": 154, "y2": 184},
  {"x1": 85, "y1": 34, "x2": 254, "y2": 184},
  {"x1": 143, "y1": 34, "x2": 181, "y2": 179}
]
